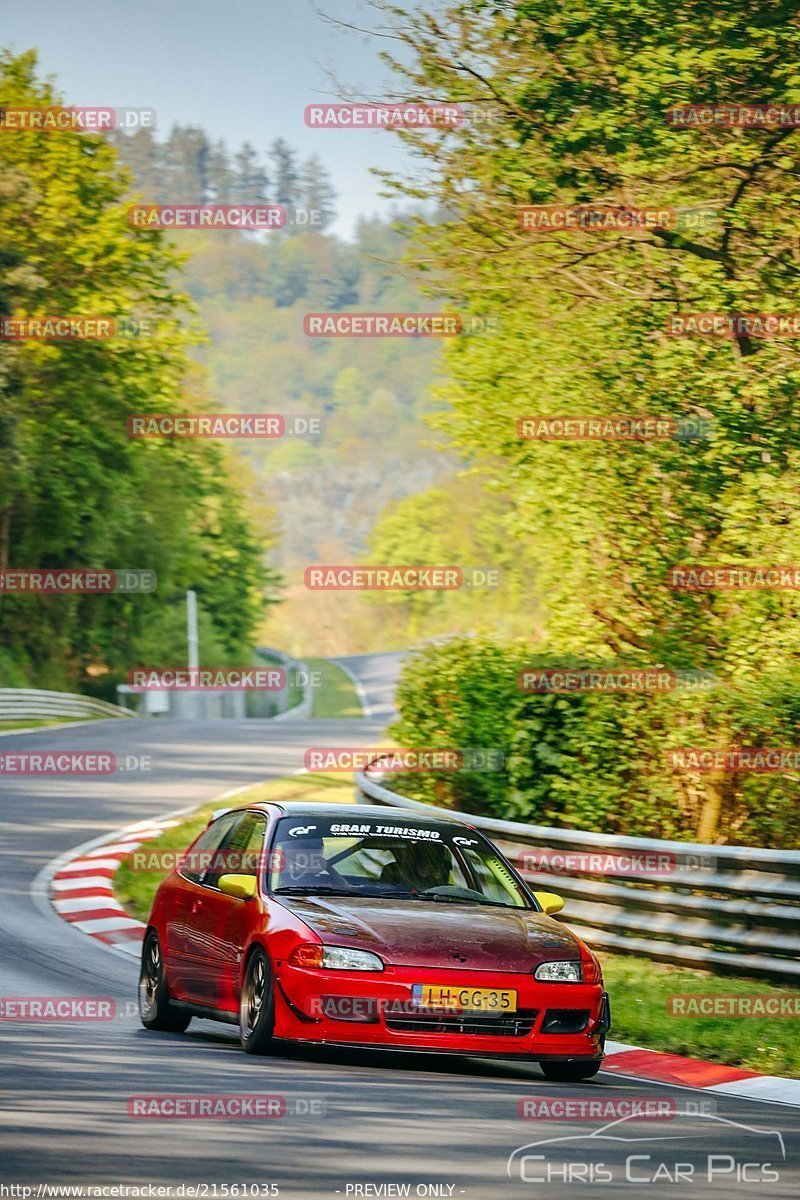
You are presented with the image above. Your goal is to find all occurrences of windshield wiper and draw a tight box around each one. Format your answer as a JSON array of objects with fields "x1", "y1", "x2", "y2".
[
  {"x1": 274, "y1": 885, "x2": 356, "y2": 896},
  {"x1": 398, "y1": 891, "x2": 512, "y2": 908},
  {"x1": 274, "y1": 885, "x2": 515, "y2": 907}
]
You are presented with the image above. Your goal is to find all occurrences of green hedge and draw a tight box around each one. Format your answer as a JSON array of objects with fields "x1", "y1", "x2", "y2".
[{"x1": 389, "y1": 637, "x2": 800, "y2": 847}]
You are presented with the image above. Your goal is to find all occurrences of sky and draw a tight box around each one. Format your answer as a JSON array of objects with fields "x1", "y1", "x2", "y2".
[{"x1": 2, "y1": 0, "x2": 419, "y2": 236}]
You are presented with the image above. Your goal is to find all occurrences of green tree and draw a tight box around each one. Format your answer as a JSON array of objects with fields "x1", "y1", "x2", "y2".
[
  {"x1": 0, "y1": 49, "x2": 280, "y2": 692},
  {"x1": 365, "y1": 481, "x2": 537, "y2": 643},
  {"x1": 374, "y1": 0, "x2": 800, "y2": 844}
]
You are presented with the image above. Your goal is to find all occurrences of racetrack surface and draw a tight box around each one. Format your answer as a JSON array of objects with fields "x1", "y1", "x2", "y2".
[{"x1": 1, "y1": 654, "x2": 798, "y2": 1197}]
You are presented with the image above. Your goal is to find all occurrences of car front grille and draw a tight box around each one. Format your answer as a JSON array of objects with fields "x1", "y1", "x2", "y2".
[{"x1": 383, "y1": 1009, "x2": 538, "y2": 1037}]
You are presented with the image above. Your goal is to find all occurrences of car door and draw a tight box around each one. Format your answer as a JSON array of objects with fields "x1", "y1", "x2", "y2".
[
  {"x1": 163, "y1": 810, "x2": 240, "y2": 1000},
  {"x1": 182, "y1": 809, "x2": 268, "y2": 1012}
]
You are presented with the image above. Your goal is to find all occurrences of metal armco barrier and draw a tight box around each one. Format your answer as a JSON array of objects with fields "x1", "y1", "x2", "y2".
[
  {"x1": 0, "y1": 688, "x2": 134, "y2": 722},
  {"x1": 255, "y1": 646, "x2": 313, "y2": 719},
  {"x1": 356, "y1": 767, "x2": 800, "y2": 983}
]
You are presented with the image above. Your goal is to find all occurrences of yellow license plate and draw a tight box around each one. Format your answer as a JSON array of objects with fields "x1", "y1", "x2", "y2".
[{"x1": 412, "y1": 984, "x2": 517, "y2": 1013}]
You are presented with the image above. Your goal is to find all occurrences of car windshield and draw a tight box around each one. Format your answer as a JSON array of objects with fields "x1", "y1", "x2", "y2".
[{"x1": 268, "y1": 816, "x2": 530, "y2": 909}]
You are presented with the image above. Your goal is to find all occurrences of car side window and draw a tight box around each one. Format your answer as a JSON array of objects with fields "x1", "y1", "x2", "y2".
[
  {"x1": 203, "y1": 811, "x2": 267, "y2": 891},
  {"x1": 179, "y1": 812, "x2": 240, "y2": 885}
]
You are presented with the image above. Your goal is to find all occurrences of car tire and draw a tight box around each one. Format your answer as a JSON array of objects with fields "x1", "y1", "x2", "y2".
[
  {"x1": 539, "y1": 1057, "x2": 604, "y2": 1082},
  {"x1": 139, "y1": 930, "x2": 191, "y2": 1032},
  {"x1": 239, "y1": 946, "x2": 275, "y2": 1055}
]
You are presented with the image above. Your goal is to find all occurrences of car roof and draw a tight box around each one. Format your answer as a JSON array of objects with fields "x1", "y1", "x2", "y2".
[{"x1": 247, "y1": 801, "x2": 467, "y2": 824}]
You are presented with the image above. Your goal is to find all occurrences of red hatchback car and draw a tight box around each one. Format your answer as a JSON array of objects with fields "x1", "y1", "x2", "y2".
[{"x1": 139, "y1": 802, "x2": 610, "y2": 1080}]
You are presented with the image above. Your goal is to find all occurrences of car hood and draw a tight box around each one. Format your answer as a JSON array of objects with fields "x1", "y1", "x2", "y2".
[{"x1": 277, "y1": 895, "x2": 581, "y2": 971}]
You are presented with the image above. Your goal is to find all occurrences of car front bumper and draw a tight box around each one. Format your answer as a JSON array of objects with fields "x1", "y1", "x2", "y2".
[{"x1": 274, "y1": 962, "x2": 609, "y2": 1059}]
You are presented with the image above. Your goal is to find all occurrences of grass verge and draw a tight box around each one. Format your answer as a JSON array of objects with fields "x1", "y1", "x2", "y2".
[
  {"x1": 113, "y1": 772, "x2": 353, "y2": 923},
  {"x1": 602, "y1": 953, "x2": 800, "y2": 1078},
  {"x1": 305, "y1": 657, "x2": 362, "y2": 718}
]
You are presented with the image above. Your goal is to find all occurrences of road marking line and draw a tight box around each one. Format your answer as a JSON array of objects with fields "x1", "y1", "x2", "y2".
[{"x1": 706, "y1": 1075, "x2": 800, "y2": 1105}]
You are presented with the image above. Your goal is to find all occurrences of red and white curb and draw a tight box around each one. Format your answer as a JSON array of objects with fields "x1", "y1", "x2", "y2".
[
  {"x1": 49, "y1": 815, "x2": 177, "y2": 956},
  {"x1": 41, "y1": 802, "x2": 800, "y2": 1108},
  {"x1": 602, "y1": 1040, "x2": 800, "y2": 1108},
  {"x1": 40, "y1": 784, "x2": 258, "y2": 959}
]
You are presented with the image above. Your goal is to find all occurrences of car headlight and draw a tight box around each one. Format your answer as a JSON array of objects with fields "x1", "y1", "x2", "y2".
[
  {"x1": 288, "y1": 944, "x2": 385, "y2": 971},
  {"x1": 534, "y1": 960, "x2": 583, "y2": 982},
  {"x1": 323, "y1": 946, "x2": 384, "y2": 971}
]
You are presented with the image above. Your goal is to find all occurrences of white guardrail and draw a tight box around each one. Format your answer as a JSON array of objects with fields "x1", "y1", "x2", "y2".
[
  {"x1": 0, "y1": 688, "x2": 134, "y2": 722},
  {"x1": 356, "y1": 765, "x2": 800, "y2": 984},
  {"x1": 115, "y1": 647, "x2": 311, "y2": 719}
]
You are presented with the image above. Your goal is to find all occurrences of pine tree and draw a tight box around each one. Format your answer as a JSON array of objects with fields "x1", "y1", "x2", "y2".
[
  {"x1": 268, "y1": 138, "x2": 299, "y2": 209},
  {"x1": 298, "y1": 154, "x2": 337, "y2": 231},
  {"x1": 109, "y1": 127, "x2": 163, "y2": 198},
  {"x1": 163, "y1": 125, "x2": 211, "y2": 202},
  {"x1": 207, "y1": 139, "x2": 236, "y2": 202},
  {"x1": 234, "y1": 142, "x2": 269, "y2": 203}
]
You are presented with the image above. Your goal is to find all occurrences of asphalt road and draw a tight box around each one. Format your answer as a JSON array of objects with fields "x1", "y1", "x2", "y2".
[{"x1": 0, "y1": 653, "x2": 798, "y2": 1198}]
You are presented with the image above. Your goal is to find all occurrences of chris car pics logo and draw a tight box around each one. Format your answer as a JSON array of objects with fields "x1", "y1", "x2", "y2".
[{"x1": 507, "y1": 1112, "x2": 785, "y2": 1185}]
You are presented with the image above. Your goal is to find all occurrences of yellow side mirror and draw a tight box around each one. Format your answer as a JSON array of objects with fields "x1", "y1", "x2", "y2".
[
  {"x1": 533, "y1": 890, "x2": 565, "y2": 916},
  {"x1": 218, "y1": 873, "x2": 257, "y2": 900}
]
